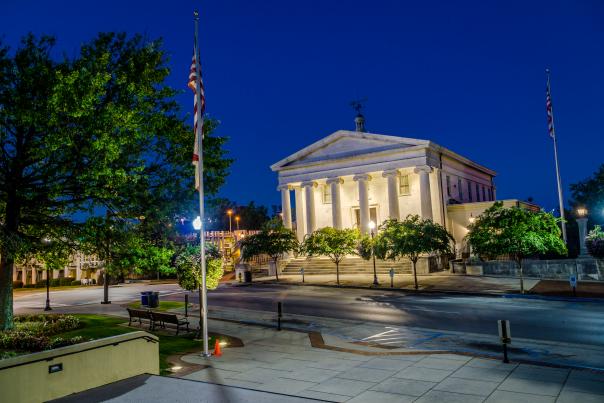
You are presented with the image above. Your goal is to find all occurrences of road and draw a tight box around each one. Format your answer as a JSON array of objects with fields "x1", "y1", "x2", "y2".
[{"x1": 14, "y1": 282, "x2": 604, "y2": 347}]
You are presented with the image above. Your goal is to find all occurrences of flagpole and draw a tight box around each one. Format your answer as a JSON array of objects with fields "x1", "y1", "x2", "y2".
[
  {"x1": 546, "y1": 68, "x2": 567, "y2": 243},
  {"x1": 194, "y1": 9, "x2": 210, "y2": 357}
]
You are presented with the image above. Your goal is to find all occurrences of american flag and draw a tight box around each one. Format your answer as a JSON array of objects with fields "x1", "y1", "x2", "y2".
[
  {"x1": 188, "y1": 50, "x2": 205, "y2": 189},
  {"x1": 546, "y1": 82, "x2": 555, "y2": 139}
]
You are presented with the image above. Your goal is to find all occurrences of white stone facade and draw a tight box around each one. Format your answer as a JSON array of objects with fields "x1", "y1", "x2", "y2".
[{"x1": 271, "y1": 130, "x2": 498, "y2": 248}]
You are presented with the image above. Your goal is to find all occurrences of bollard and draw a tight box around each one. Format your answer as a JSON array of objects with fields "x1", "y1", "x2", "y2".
[
  {"x1": 498, "y1": 320, "x2": 511, "y2": 363},
  {"x1": 238, "y1": 272, "x2": 242, "y2": 283},
  {"x1": 301, "y1": 268, "x2": 305, "y2": 283},
  {"x1": 185, "y1": 293, "x2": 189, "y2": 318},
  {"x1": 389, "y1": 268, "x2": 394, "y2": 288},
  {"x1": 277, "y1": 301, "x2": 282, "y2": 331}
]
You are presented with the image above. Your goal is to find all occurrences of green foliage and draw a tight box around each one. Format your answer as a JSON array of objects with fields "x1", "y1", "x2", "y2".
[
  {"x1": 375, "y1": 216, "x2": 454, "y2": 263},
  {"x1": 357, "y1": 235, "x2": 374, "y2": 261},
  {"x1": 0, "y1": 32, "x2": 232, "y2": 329},
  {"x1": 0, "y1": 314, "x2": 83, "y2": 352},
  {"x1": 300, "y1": 227, "x2": 359, "y2": 284},
  {"x1": 174, "y1": 244, "x2": 223, "y2": 291},
  {"x1": 586, "y1": 225, "x2": 604, "y2": 258},
  {"x1": 374, "y1": 216, "x2": 453, "y2": 289},
  {"x1": 206, "y1": 199, "x2": 271, "y2": 230},
  {"x1": 570, "y1": 164, "x2": 604, "y2": 227},
  {"x1": 466, "y1": 202, "x2": 567, "y2": 262},
  {"x1": 239, "y1": 219, "x2": 298, "y2": 280}
]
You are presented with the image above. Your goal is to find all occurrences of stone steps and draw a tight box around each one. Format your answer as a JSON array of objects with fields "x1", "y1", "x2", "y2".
[{"x1": 282, "y1": 257, "x2": 412, "y2": 274}]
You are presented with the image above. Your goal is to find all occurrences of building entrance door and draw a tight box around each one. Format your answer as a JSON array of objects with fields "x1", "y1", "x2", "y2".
[{"x1": 353, "y1": 206, "x2": 377, "y2": 229}]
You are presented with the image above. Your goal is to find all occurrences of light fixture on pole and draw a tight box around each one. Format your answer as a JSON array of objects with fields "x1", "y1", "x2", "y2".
[
  {"x1": 368, "y1": 221, "x2": 379, "y2": 286},
  {"x1": 227, "y1": 209, "x2": 233, "y2": 233},
  {"x1": 235, "y1": 215, "x2": 240, "y2": 231},
  {"x1": 193, "y1": 216, "x2": 202, "y2": 231},
  {"x1": 42, "y1": 237, "x2": 52, "y2": 311},
  {"x1": 576, "y1": 207, "x2": 589, "y2": 257}
]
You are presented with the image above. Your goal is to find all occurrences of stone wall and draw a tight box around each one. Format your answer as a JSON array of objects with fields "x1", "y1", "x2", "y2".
[{"x1": 451, "y1": 258, "x2": 603, "y2": 281}]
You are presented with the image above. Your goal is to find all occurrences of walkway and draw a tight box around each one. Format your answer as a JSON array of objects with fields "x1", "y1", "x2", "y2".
[{"x1": 178, "y1": 318, "x2": 604, "y2": 402}]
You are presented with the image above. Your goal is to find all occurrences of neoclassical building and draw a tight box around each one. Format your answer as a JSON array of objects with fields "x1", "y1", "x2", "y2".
[{"x1": 272, "y1": 121, "x2": 506, "y2": 253}]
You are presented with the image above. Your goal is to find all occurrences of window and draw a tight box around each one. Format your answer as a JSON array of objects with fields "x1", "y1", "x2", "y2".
[
  {"x1": 354, "y1": 207, "x2": 378, "y2": 229},
  {"x1": 399, "y1": 174, "x2": 410, "y2": 195},
  {"x1": 322, "y1": 184, "x2": 331, "y2": 204},
  {"x1": 468, "y1": 181, "x2": 473, "y2": 202},
  {"x1": 457, "y1": 178, "x2": 463, "y2": 201},
  {"x1": 446, "y1": 176, "x2": 451, "y2": 197},
  {"x1": 476, "y1": 183, "x2": 480, "y2": 201}
]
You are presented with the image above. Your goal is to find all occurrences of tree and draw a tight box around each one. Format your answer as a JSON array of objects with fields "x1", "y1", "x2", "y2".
[
  {"x1": 174, "y1": 243, "x2": 223, "y2": 337},
  {"x1": 570, "y1": 164, "x2": 604, "y2": 228},
  {"x1": 0, "y1": 33, "x2": 231, "y2": 329},
  {"x1": 174, "y1": 243, "x2": 223, "y2": 291},
  {"x1": 239, "y1": 219, "x2": 298, "y2": 281},
  {"x1": 466, "y1": 202, "x2": 567, "y2": 293},
  {"x1": 375, "y1": 217, "x2": 454, "y2": 290},
  {"x1": 300, "y1": 227, "x2": 359, "y2": 285}
]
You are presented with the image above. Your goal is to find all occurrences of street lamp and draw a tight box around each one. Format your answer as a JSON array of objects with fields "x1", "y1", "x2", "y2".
[
  {"x1": 235, "y1": 216, "x2": 240, "y2": 231},
  {"x1": 192, "y1": 216, "x2": 202, "y2": 231},
  {"x1": 368, "y1": 221, "x2": 379, "y2": 286},
  {"x1": 42, "y1": 237, "x2": 52, "y2": 311},
  {"x1": 227, "y1": 209, "x2": 233, "y2": 233},
  {"x1": 576, "y1": 207, "x2": 589, "y2": 257}
]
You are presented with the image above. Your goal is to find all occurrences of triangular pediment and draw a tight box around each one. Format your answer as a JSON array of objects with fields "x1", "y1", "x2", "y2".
[{"x1": 271, "y1": 130, "x2": 428, "y2": 170}]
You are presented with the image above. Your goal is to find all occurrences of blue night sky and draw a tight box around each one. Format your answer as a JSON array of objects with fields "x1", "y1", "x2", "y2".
[{"x1": 2, "y1": 0, "x2": 603, "y2": 213}]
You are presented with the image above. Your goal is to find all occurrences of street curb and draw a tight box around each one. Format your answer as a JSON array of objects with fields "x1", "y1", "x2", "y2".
[
  {"x1": 242, "y1": 281, "x2": 507, "y2": 298},
  {"x1": 503, "y1": 294, "x2": 604, "y2": 304},
  {"x1": 242, "y1": 281, "x2": 604, "y2": 302}
]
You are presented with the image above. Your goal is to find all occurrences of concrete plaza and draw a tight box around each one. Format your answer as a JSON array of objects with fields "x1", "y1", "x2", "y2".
[{"x1": 177, "y1": 318, "x2": 604, "y2": 402}]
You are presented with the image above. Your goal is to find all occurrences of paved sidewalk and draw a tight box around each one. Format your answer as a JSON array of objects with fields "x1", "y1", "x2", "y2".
[
  {"x1": 251, "y1": 273, "x2": 540, "y2": 295},
  {"x1": 179, "y1": 319, "x2": 604, "y2": 402}
]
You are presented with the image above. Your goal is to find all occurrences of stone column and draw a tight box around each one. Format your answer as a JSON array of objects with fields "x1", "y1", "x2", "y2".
[
  {"x1": 294, "y1": 187, "x2": 305, "y2": 241},
  {"x1": 354, "y1": 174, "x2": 371, "y2": 234},
  {"x1": 414, "y1": 165, "x2": 433, "y2": 220},
  {"x1": 278, "y1": 185, "x2": 292, "y2": 229},
  {"x1": 382, "y1": 169, "x2": 400, "y2": 220},
  {"x1": 32, "y1": 266, "x2": 37, "y2": 285},
  {"x1": 301, "y1": 181, "x2": 318, "y2": 234},
  {"x1": 326, "y1": 177, "x2": 343, "y2": 229}
]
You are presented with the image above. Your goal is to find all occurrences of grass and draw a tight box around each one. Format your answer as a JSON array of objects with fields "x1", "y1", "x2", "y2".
[
  {"x1": 126, "y1": 301, "x2": 186, "y2": 312},
  {"x1": 51, "y1": 314, "x2": 211, "y2": 375},
  {"x1": 13, "y1": 285, "x2": 100, "y2": 293}
]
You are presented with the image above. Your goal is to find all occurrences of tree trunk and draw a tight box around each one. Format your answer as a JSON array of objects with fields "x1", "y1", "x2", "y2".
[
  {"x1": 0, "y1": 255, "x2": 14, "y2": 330},
  {"x1": 517, "y1": 258, "x2": 524, "y2": 294},
  {"x1": 336, "y1": 261, "x2": 340, "y2": 286},
  {"x1": 101, "y1": 271, "x2": 111, "y2": 304},
  {"x1": 412, "y1": 259, "x2": 419, "y2": 290}
]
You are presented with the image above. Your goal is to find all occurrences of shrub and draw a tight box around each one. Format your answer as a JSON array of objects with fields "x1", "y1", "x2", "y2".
[
  {"x1": 49, "y1": 336, "x2": 87, "y2": 349},
  {"x1": 70, "y1": 280, "x2": 81, "y2": 286},
  {"x1": 59, "y1": 277, "x2": 75, "y2": 286},
  {"x1": 586, "y1": 225, "x2": 604, "y2": 258},
  {"x1": 35, "y1": 282, "x2": 46, "y2": 288},
  {"x1": 50, "y1": 278, "x2": 60, "y2": 287},
  {"x1": 23, "y1": 284, "x2": 37, "y2": 288},
  {"x1": 12, "y1": 281, "x2": 23, "y2": 289},
  {"x1": 0, "y1": 331, "x2": 49, "y2": 351}
]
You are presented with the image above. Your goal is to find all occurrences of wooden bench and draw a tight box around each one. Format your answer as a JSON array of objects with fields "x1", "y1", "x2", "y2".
[
  {"x1": 127, "y1": 308, "x2": 153, "y2": 328},
  {"x1": 150, "y1": 311, "x2": 189, "y2": 335}
]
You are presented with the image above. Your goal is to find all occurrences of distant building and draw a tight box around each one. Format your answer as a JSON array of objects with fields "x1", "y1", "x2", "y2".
[
  {"x1": 12, "y1": 252, "x2": 103, "y2": 285},
  {"x1": 272, "y1": 120, "x2": 533, "y2": 257}
]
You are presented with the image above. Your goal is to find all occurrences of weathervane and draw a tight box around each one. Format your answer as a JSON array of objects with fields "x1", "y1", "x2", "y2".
[
  {"x1": 350, "y1": 97, "x2": 367, "y2": 117},
  {"x1": 350, "y1": 98, "x2": 367, "y2": 132}
]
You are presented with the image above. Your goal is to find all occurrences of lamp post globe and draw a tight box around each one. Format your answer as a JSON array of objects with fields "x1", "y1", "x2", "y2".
[{"x1": 192, "y1": 216, "x2": 202, "y2": 231}]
